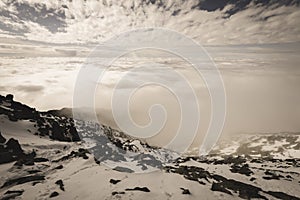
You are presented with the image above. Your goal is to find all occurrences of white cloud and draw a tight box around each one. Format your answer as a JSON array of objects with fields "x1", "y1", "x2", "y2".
[{"x1": 0, "y1": 0, "x2": 299, "y2": 45}]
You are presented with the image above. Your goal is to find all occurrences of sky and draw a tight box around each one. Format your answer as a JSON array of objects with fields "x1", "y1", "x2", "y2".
[{"x1": 0, "y1": 0, "x2": 300, "y2": 152}]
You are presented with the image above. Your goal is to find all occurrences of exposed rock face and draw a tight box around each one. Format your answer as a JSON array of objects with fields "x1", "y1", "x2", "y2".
[
  {"x1": 1, "y1": 190, "x2": 24, "y2": 200},
  {"x1": 0, "y1": 134, "x2": 45, "y2": 166},
  {"x1": 125, "y1": 187, "x2": 150, "y2": 192},
  {"x1": 0, "y1": 94, "x2": 299, "y2": 199},
  {"x1": 230, "y1": 164, "x2": 253, "y2": 176},
  {"x1": 165, "y1": 159, "x2": 300, "y2": 200},
  {"x1": 109, "y1": 179, "x2": 121, "y2": 185},
  {"x1": 55, "y1": 180, "x2": 65, "y2": 191},
  {"x1": 0, "y1": 94, "x2": 80, "y2": 142},
  {"x1": 180, "y1": 188, "x2": 191, "y2": 195},
  {"x1": 0, "y1": 136, "x2": 24, "y2": 164},
  {"x1": 6, "y1": 138, "x2": 23, "y2": 155},
  {"x1": 49, "y1": 191, "x2": 59, "y2": 198},
  {"x1": 1, "y1": 175, "x2": 45, "y2": 188},
  {"x1": 0, "y1": 131, "x2": 6, "y2": 143}
]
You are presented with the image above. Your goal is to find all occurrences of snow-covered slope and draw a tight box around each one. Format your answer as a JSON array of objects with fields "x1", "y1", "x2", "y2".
[
  {"x1": 0, "y1": 94, "x2": 300, "y2": 199},
  {"x1": 211, "y1": 133, "x2": 300, "y2": 159}
]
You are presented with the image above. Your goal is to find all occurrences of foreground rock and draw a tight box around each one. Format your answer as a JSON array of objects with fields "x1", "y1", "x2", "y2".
[
  {"x1": 0, "y1": 94, "x2": 80, "y2": 142},
  {"x1": 1, "y1": 175, "x2": 45, "y2": 188}
]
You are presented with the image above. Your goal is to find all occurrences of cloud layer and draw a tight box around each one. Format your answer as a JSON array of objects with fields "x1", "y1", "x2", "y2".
[{"x1": 0, "y1": 0, "x2": 299, "y2": 45}]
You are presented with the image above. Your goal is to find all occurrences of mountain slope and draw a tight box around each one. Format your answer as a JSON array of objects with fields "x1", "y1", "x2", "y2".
[{"x1": 0, "y1": 94, "x2": 300, "y2": 199}]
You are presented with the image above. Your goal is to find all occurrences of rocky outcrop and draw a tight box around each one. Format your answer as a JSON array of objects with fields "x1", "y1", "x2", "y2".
[
  {"x1": 0, "y1": 94, "x2": 80, "y2": 142},
  {"x1": 0, "y1": 135, "x2": 24, "y2": 164},
  {"x1": 0, "y1": 131, "x2": 6, "y2": 143},
  {"x1": 1, "y1": 175, "x2": 45, "y2": 188},
  {"x1": 125, "y1": 187, "x2": 150, "y2": 192},
  {"x1": 0, "y1": 133, "x2": 49, "y2": 166}
]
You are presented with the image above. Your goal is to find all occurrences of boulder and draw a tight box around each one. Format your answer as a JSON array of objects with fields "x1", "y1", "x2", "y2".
[{"x1": 0, "y1": 131, "x2": 6, "y2": 143}]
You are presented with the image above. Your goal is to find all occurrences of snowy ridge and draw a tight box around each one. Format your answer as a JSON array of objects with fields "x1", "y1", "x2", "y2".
[
  {"x1": 0, "y1": 94, "x2": 300, "y2": 199},
  {"x1": 0, "y1": 94, "x2": 179, "y2": 173},
  {"x1": 211, "y1": 133, "x2": 300, "y2": 159}
]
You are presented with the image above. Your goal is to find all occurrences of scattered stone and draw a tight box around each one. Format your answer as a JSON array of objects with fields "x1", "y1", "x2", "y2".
[
  {"x1": 112, "y1": 191, "x2": 125, "y2": 196},
  {"x1": 263, "y1": 170, "x2": 284, "y2": 180},
  {"x1": 125, "y1": 187, "x2": 150, "y2": 192},
  {"x1": 1, "y1": 190, "x2": 24, "y2": 200},
  {"x1": 5, "y1": 94, "x2": 13, "y2": 101},
  {"x1": 14, "y1": 151, "x2": 36, "y2": 166},
  {"x1": 110, "y1": 179, "x2": 121, "y2": 185},
  {"x1": 180, "y1": 188, "x2": 191, "y2": 195},
  {"x1": 0, "y1": 94, "x2": 80, "y2": 142},
  {"x1": 0, "y1": 137, "x2": 37, "y2": 165},
  {"x1": 6, "y1": 138, "x2": 23, "y2": 155},
  {"x1": 4, "y1": 190, "x2": 24, "y2": 195},
  {"x1": 230, "y1": 164, "x2": 253, "y2": 176},
  {"x1": 214, "y1": 156, "x2": 246, "y2": 165},
  {"x1": 0, "y1": 131, "x2": 6, "y2": 143},
  {"x1": 49, "y1": 191, "x2": 59, "y2": 198},
  {"x1": 286, "y1": 175, "x2": 293, "y2": 179},
  {"x1": 55, "y1": 180, "x2": 65, "y2": 191},
  {"x1": 32, "y1": 181, "x2": 42, "y2": 186},
  {"x1": 94, "y1": 157, "x2": 100, "y2": 165},
  {"x1": 164, "y1": 165, "x2": 211, "y2": 183},
  {"x1": 250, "y1": 177, "x2": 256, "y2": 182},
  {"x1": 113, "y1": 166, "x2": 134, "y2": 173},
  {"x1": 265, "y1": 191, "x2": 300, "y2": 200},
  {"x1": 52, "y1": 149, "x2": 89, "y2": 162},
  {"x1": 27, "y1": 170, "x2": 42, "y2": 174},
  {"x1": 1, "y1": 175, "x2": 45, "y2": 188},
  {"x1": 211, "y1": 182, "x2": 232, "y2": 195},
  {"x1": 53, "y1": 165, "x2": 63, "y2": 170},
  {"x1": 211, "y1": 175, "x2": 266, "y2": 199},
  {"x1": 34, "y1": 157, "x2": 49, "y2": 162}
]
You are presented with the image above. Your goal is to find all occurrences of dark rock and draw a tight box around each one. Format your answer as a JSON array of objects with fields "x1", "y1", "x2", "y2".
[
  {"x1": 53, "y1": 148, "x2": 89, "y2": 162},
  {"x1": 0, "y1": 137, "x2": 30, "y2": 165},
  {"x1": 0, "y1": 151, "x2": 15, "y2": 164},
  {"x1": 1, "y1": 175, "x2": 45, "y2": 188},
  {"x1": 4, "y1": 190, "x2": 24, "y2": 195},
  {"x1": 110, "y1": 179, "x2": 121, "y2": 184},
  {"x1": 212, "y1": 174, "x2": 268, "y2": 199},
  {"x1": 0, "y1": 94, "x2": 80, "y2": 142},
  {"x1": 55, "y1": 180, "x2": 65, "y2": 191},
  {"x1": 6, "y1": 138, "x2": 23, "y2": 155},
  {"x1": 0, "y1": 131, "x2": 6, "y2": 143},
  {"x1": 250, "y1": 177, "x2": 256, "y2": 181},
  {"x1": 164, "y1": 165, "x2": 211, "y2": 183},
  {"x1": 113, "y1": 166, "x2": 134, "y2": 173},
  {"x1": 1, "y1": 190, "x2": 24, "y2": 200},
  {"x1": 32, "y1": 181, "x2": 41, "y2": 186},
  {"x1": 27, "y1": 170, "x2": 42, "y2": 174},
  {"x1": 266, "y1": 191, "x2": 300, "y2": 200},
  {"x1": 286, "y1": 175, "x2": 293, "y2": 179},
  {"x1": 14, "y1": 151, "x2": 36, "y2": 166},
  {"x1": 125, "y1": 187, "x2": 150, "y2": 192},
  {"x1": 263, "y1": 170, "x2": 284, "y2": 180},
  {"x1": 5, "y1": 94, "x2": 14, "y2": 101},
  {"x1": 211, "y1": 182, "x2": 232, "y2": 195},
  {"x1": 112, "y1": 191, "x2": 125, "y2": 195},
  {"x1": 49, "y1": 191, "x2": 59, "y2": 198},
  {"x1": 34, "y1": 157, "x2": 49, "y2": 162},
  {"x1": 222, "y1": 156, "x2": 246, "y2": 165},
  {"x1": 53, "y1": 165, "x2": 63, "y2": 170},
  {"x1": 94, "y1": 157, "x2": 100, "y2": 165},
  {"x1": 230, "y1": 164, "x2": 253, "y2": 176},
  {"x1": 180, "y1": 188, "x2": 191, "y2": 195}
]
